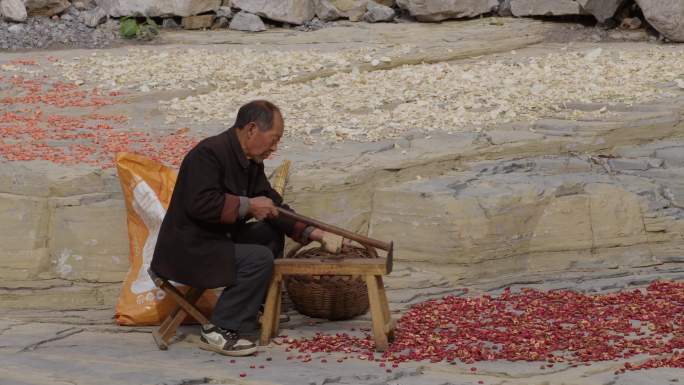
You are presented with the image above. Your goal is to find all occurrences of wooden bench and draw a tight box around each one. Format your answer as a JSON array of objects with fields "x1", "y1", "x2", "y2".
[
  {"x1": 259, "y1": 256, "x2": 395, "y2": 351},
  {"x1": 148, "y1": 268, "x2": 209, "y2": 350}
]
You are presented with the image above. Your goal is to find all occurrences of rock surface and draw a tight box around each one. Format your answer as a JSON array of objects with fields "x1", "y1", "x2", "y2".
[
  {"x1": 577, "y1": 0, "x2": 623, "y2": 23},
  {"x1": 72, "y1": 0, "x2": 95, "y2": 11},
  {"x1": 0, "y1": 0, "x2": 27, "y2": 22},
  {"x1": 0, "y1": 16, "x2": 121, "y2": 49},
  {"x1": 81, "y1": 7, "x2": 107, "y2": 28},
  {"x1": 24, "y1": 0, "x2": 69, "y2": 17},
  {"x1": 636, "y1": 0, "x2": 684, "y2": 42},
  {"x1": 161, "y1": 17, "x2": 179, "y2": 29},
  {"x1": 2, "y1": 265, "x2": 684, "y2": 384},
  {"x1": 182, "y1": 14, "x2": 214, "y2": 29},
  {"x1": 370, "y1": 154, "x2": 684, "y2": 277},
  {"x1": 215, "y1": 5, "x2": 232, "y2": 18},
  {"x1": 232, "y1": 0, "x2": 315, "y2": 25},
  {"x1": 229, "y1": 11, "x2": 266, "y2": 31},
  {"x1": 396, "y1": 0, "x2": 499, "y2": 22},
  {"x1": 96, "y1": 0, "x2": 220, "y2": 17},
  {"x1": 510, "y1": 0, "x2": 582, "y2": 17},
  {"x1": 211, "y1": 16, "x2": 229, "y2": 29},
  {"x1": 363, "y1": 0, "x2": 394, "y2": 22},
  {"x1": 315, "y1": 0, "x2": 368, "y2": 21}
]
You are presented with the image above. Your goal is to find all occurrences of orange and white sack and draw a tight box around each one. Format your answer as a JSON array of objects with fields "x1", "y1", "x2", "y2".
[{"x1": 114, "y1": 152, "x2": 216, "y2": 326}]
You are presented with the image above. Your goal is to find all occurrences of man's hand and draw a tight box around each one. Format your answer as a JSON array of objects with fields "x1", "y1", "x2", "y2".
[
  {"x1": 322, "y1": 232, "x2": 344, "y2": 254},
  {"x1": 248, "y1": 196, "x2": 278, "y2": 221},
  {"x1": 309, "y1": 229, "x2": 353, "y2": 254},
  {"x1": 308, "y1": 229, "x2": 344, "y2": 254}
]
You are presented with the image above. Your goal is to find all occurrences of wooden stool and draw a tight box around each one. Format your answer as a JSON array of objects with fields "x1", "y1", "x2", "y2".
[
  {"x1": 259, "y1": 257, "x2": 395, "y2": 351},
  {"x1": 148, "y1": 268, "x2": 209, "y2": 350}
]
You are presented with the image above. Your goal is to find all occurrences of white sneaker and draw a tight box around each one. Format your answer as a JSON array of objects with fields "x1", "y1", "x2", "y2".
[{"x1": 199, "y1": 324, "x2": 257, "y2": 356}]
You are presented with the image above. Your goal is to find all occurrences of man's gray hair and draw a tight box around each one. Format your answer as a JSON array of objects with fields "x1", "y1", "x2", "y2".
[{"x1": 233, "y1": 100, "x2": 282, "y2": 132}]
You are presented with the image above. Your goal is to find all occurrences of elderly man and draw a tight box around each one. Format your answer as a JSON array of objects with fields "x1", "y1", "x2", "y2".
[{"x1": 151, "y1": 100, "x2": 342, "y2": 356}]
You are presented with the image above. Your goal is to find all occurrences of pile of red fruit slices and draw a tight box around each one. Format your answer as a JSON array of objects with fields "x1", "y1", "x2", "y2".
[
  {"x1": 286, "y1": 280, "x2": 684, "y2": 373},
  {"x1": 1, "y1": 70, "x2": 197, "y2": 169}
]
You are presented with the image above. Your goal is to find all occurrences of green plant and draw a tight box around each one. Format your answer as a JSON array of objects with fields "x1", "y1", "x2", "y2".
[
  {"x1": 119, "y1": 17, "x2": 138, "y2": 38},
  {"x1": 138, "y1": 17, "x2": 159, "y2": 41},
  {"x1": 119, "y1": 17, "x2": 159, "y2": 40}
]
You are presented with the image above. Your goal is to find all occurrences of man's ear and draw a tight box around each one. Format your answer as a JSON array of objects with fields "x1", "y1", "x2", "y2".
[{"x1": 246, "y1": 122, "x2": 257, "y2": 137}]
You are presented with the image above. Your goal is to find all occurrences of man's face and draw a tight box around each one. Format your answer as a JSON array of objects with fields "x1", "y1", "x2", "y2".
[{"x1": 244, "y1": 114, "x2": 283, "y2": 163}]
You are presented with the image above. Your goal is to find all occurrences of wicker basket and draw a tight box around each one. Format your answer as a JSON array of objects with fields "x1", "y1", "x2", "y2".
[{"x1": 284, "y1": 246, "x2": 371, "y2": 321}]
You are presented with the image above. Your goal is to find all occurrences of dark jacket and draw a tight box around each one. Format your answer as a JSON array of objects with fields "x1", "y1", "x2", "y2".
[{"x1": 151, "y1": 127, "x2": 305, "y2": 288}]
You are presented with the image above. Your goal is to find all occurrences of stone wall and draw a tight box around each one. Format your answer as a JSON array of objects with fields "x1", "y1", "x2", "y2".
[
  {"x1": 0, "y1": 162, "x2": 126, "y2": 309},
  {"x1": 369, "y1": 162, "x2": 684, "y2": 279}
]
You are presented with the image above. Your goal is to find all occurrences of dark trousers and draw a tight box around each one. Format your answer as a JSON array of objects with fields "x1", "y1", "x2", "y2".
[{"x1": 210, "y1": 221, "x2": 284, "y2": 333}]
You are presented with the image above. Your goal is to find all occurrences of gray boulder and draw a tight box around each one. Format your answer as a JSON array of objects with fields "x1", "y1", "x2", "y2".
[
  {"x1": 315, "y1": 0, "x2": 344, "y2": 21},
  {"x1": 363, "y1": 0, "x2": 395, "y2": 22},
  {"x1": 510, "y1": 0, "x2": 581, "y2": 17},
  {"x1": 211, "y1": 16, "x2": 230, "y2": 28},
  {"x1": 655, "y1": 146, "x2": 684, "y2": 167},
  {"x1": 314, "y1": 0, "x2": 368, "y2": 21},
  {"x1": 608, "y1": 158, "x2": 651, "y2": 172},
  {"x1": 396, "y1": 0, "x2": 499, "y2": 22},
  {"x1": 96, "y1": 0, "x2": 220, "y2": 17},
  {"x1": 216, "y1": 5, "x2": 233, "y2": 18},
  {"x1": 25, "y1": 0, "x2": 70, "y2": 16},
  {"x1": 72, "y1": 1, "x2": 96, "y2": 11},
  {"x1": 82, "y1": 7, "x2": 107, "y2": 27},
  {"x1": 232, "y1": 0, "x2": 315, "y2": 25},
  {"x1": 498, "y1": 0, "x2": 512, "y2": 16},
  {"x1": 162, "y1": 17, "x2": 180, "y2": 28},
  {"x1": 182, "y1": 14, "x2": 214, "y2": 29},
  {"x1": 229, "y1": 11, "x2": 266, "y2": 31},
  {"x1": 7, "y1": 22, "x2": 22, "y2": 32},
  {"x1": 577, "y1": 0, "x2": 623, "y2": 23},
  {"x1": 0, "y1": 0, "x2": 27, "y2": 22},
  {"x1": 636, "y1": 0, "x2": 684, "y2": 42}
]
